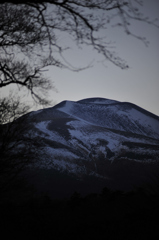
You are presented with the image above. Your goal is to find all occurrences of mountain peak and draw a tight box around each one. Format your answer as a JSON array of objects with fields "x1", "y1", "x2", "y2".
[{"x1": 76, "y1": 97, "x2": 119, "y2": 105}]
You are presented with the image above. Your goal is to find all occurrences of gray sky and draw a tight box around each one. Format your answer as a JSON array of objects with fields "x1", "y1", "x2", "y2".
[
  {"x1": 1, "y1": 1, "x2": 159, "y2": 116},
  {"x1": 44, "y1": 0, "x2": 159, "y2": 116}
]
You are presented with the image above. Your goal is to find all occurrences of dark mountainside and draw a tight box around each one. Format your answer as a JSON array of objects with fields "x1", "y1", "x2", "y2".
[
  {"x1": 1, "y1": 98, "x2": 159, "y2": 239},
  {"x1": 1, "y1": 97, "x2": 159, "y2": 199}
]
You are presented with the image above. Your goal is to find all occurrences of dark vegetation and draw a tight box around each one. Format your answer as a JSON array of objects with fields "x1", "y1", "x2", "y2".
[
  {"x1": 1, "y1": 160, "x2": 159, "y2": 239},
  {"x1": 1, "y1": 183, "x2": 159, "y2": 240}
]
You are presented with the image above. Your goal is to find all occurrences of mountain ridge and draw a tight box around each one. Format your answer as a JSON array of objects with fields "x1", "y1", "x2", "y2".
[
  {"x1": 27, "y1": 98, "x2": 159, "y2": 172},
  {"x1": 53, "y1": 98, "x2": 159, "y2": 139},
  {"x1": 1, "y1": 97, "x2": 159, "y2": 198}
]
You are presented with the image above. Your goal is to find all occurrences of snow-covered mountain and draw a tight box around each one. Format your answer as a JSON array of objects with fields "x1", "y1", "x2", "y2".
[
  {"x1": 2, "y1": 97, "x2": 159, "y2": 197},
  {"x1": 28, "y1": 97, "x2": 159, "y2": 163}
]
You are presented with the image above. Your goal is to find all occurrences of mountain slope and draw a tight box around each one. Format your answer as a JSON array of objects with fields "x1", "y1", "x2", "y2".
[
  {"x1": 2, "y1": 97, "x2": 159, "y2": 197},
  {"x1": 55, "y1": 97, "x2": 159, "y2": 138},
  {"x1": 25, "y1": 98, "x2": 159, "y2": 176}
]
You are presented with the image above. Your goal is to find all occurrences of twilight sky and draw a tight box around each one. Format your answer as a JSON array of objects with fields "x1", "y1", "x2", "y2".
[
  {"x1": 43, "y1": 0, "x2": 159, "y2": 116},
  {"x1": 1, "y1": 1, "x2": 159, "y2": 117}
]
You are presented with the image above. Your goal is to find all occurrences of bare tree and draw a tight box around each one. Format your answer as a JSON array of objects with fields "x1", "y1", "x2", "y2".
[
  {"x1": 0, "y1": 3, "x2": 56, "y2": 106},
  {"x1": 0, "y1": 1, "x2": 158, "y2": 105},
  {"x1": 0, "y1": 95, "x2": 30, "y2": 124}
]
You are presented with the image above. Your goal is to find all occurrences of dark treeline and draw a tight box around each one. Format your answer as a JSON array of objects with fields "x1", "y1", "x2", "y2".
[{"x1": 0, "y1": 187, "x2": 159, "y2": 240}]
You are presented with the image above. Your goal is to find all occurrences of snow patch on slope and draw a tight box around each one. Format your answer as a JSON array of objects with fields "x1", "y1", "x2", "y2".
[
  {"x1": 58, "y1": 101, "x2": 74, "y2": 115},
  {"x1": 39, "y1": 146, "x2": 80, "y2": 172},
  {"x1": 35, "y1": 121, "x2": 67, "y2": 145},
  {"x1": 58, "y1": 100, "x2": 159, "y2": 139},
  {"x1": 128, "y1": 108, "x2": 159, "y2": 135},
  {"x1": 67, "y1": 120, "x2": 122, "y2": 153}
]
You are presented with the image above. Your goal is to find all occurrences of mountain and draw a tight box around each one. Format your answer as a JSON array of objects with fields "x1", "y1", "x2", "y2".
[{"x1": 1, "y1": 97, "x2": 159, "y2": 198}]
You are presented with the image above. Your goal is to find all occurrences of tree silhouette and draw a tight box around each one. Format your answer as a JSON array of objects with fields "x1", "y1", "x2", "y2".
[
  {"x1": 1, "y1": 1, "x2": 158, "y2": 105},
  {"x1": 0, "y1": 98, "x2": 44, "y2": 199}
]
